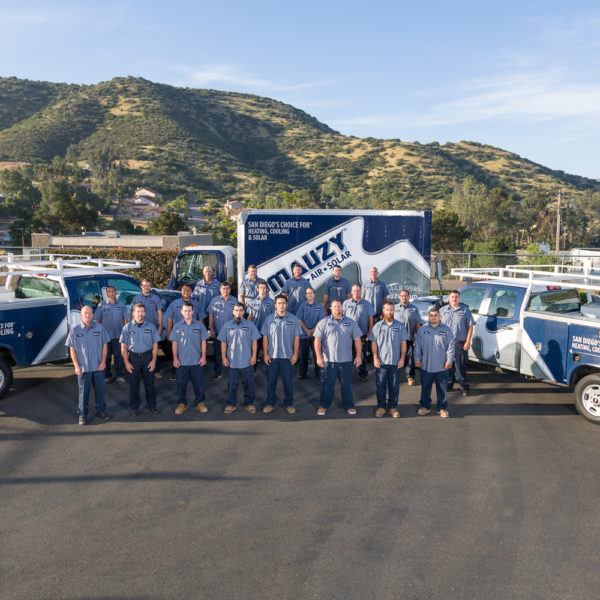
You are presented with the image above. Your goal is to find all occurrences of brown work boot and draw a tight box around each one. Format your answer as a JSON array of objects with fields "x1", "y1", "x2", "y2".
[
  {"x1": 388, "y1": 408, "x2": 400, "y2": 418},
  {"x1": 407, "y1": 377, "x2": 415, "y2": 386},
  {"x1": 244, "y1": 404, "x2": 257, "y2": 414},
  {"x1": 174, "y1": 403, "x2": 188, "y2": 415},
  {"x1": 262, "y1": 404, "x2": 275, "y2": 414},
  {"x1": 224, "y1": 405, "x2": 237, "y2": 414},
  {"x1": 196, "y1": 401, "x2": 208, "y2": 414},
  {"x1": 375, "y1": 407, "x2": 387, "y2": 418},
  {"x1": 285, "y1": 406, "x2": 296, "y2": 415},
  {"x1": 317, "y1": 406, "x2": 327, "y2": 416},
  {"x1": 438, "y1": 409, "x2": 450, "y2": 418},
  {"x1": 417, "y1": 407, "x2": 431, "y2": 416}
]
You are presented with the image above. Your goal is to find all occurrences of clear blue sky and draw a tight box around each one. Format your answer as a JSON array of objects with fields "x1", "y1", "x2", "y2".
[{"x1": 2, "y1": 0, "x2": 600, "y2": 178}]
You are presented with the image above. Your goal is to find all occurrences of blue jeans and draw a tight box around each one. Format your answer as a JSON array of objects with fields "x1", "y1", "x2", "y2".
[
  {"x1": 227, "y1": 367, "x2": 255, "y2": 406},
  {"x1": 213, "y1": 339, "x2": 223, "y2": 376},
  {"x1": 448, "y1": 343, "x2": 469, "y2": 389},
  {"x1": 128, "y1": 351, "x2": 157, "y2": 410},
  {"x1": 420, "y1": 370, "x2": 449, "y2": 410},
  {"x1": 77, "y1": 371, "x2": 106, "y2": 417},
  {"x1": 405, "y1": 341, "x2": 416, "y2": 379},
  {"x1": 375, "y1": 364, "x2": 401, "y2": 408},
  {"x1": 265, "y1": 358, "x2": 294, "y2": 407},
  {"x1": 104, "y1": 338, "x2": 124, "y2": 379},
  {"x1": 176, "y1": 364, "x2": 205, "y2": 405},
  {"x1": 299, "y1": 338, "x2": 320, "y2": 377},
  {"x1": 319, "y1": 362, "x2": 354, "y2": 409}
]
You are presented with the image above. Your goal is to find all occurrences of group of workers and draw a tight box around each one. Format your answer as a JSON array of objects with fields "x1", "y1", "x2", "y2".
[{"x1": 66, "y1": 263, "x2": 475, "y2": 425}]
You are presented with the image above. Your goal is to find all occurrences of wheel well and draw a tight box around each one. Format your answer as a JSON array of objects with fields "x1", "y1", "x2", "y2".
[
  {"x1": 0, "y1": 348, "x2": 16, "y2": 367},
  {"x1": 571, "y1": 366, "x2": 600, "y2": 387}
]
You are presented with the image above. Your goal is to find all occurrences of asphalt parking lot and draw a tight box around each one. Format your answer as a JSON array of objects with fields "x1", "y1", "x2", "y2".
[{"x1": 1, "y1": 362, "x2": 599, "y2": 600}]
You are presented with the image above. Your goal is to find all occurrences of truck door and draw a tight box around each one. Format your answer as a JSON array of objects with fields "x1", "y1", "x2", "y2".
[
  {"x1": 475, "y1": 285, "x2": 524, "y2": 371},
  {"x1": 455, "y1": 284, "x2": 489, "y2": 362}
]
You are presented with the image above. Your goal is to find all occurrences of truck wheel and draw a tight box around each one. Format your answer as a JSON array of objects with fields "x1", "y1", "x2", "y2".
[
  {"x1": 0, "y1": 357, "x2": 13, "y2": 400},
  {"x1": 574, "y1": 374, "x2": 600, "y2": 424}
]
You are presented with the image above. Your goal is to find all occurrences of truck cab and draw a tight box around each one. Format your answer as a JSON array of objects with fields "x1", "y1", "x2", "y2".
[{"x1": 167, "y1": 246, "x2": 237, "y2": 291}]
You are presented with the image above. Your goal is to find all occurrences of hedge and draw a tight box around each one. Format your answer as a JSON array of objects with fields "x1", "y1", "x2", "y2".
[{"x1": 53, "y1": 247, "x2": 178, "y2": 287}]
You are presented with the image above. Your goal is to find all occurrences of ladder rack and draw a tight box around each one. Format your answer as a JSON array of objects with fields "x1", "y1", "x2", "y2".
[
  {"x1": 451, "y1": 265, "x2": 600, "y2": 293},
  {"x1": 0, "y1": 253, "x2": 140, "y2": 276}
]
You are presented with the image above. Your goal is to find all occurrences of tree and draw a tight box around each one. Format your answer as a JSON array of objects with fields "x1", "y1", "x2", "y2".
[
  {"x1": 164, "y1": 195, "x2": 189, "y2": 218},
  {"x1": 9, "y1": 206, "x2": 42, "y2": 246},
  {"x1": 0, "y1": 169, "x2": 40, "y2": 210},
  {"x1": 148, "y1": 211, "x2": 187, "y2": 235},
  {"x1": 108, "y1": 218, "x2": 145, "y2": 234},
  {"x1": 432, "y1": 208, "x2": 470, "y2": 251},
  {"x1": 36, "y1": 180, "x2": 98, "y2": 234}
]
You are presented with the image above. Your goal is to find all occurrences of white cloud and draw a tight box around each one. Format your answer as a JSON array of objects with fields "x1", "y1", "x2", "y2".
[{"x1": 175, "y1": 63, "x2": 332, "y2": 93}]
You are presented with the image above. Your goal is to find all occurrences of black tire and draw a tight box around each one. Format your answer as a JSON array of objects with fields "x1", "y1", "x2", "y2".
[
  {"x1": 0, "y1": 356, "x2": 13, "y2": 400},
  {"x1": 574, "y1": 374, "x2": 600, "y2": 424}
]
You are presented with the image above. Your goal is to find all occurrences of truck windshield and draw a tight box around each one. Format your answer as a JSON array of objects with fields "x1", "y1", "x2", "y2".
[
  {"x1": 177, "y1": 253, "x2": 218, "y2": 283},
  {"x1": 15, "y1": 276, "x2": 64, "y2": 299},
  {"x1": 527, "y1": 289, "x2": 581, "y2": 314},
  {"x1": 106, "y1": 277, "x2": 141, "y2": 306}
]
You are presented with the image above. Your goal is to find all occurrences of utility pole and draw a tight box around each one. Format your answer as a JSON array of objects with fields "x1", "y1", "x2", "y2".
[{"x1": 555, "y1": 189, "x2": 562, "y2": 254}]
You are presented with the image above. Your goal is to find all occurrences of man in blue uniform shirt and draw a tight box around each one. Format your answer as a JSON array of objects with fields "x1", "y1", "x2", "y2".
[
  {"x1": 170, "y1": 302, "x2": 209, "y2": 415},
  {"x1": 239, "y1": 264, "x2": 265, "y2": 305},
  {"x1": 261, "y1": 295, "x2": 302, "y2": 414},
  {"x1": 414, "y1": 306, "x2": 455, "y2": 418},
  {"x1": 343, "y1": 285, "x2": 375, "y2": 382},
  {"x1": 246, "y1": 281, "x2": 275, "y2": 368},
  {"x1": 369, "y1": 300, "x2": 408, "y2": 418},
  {"x1": 396, "y1": 289, "x2": 422, "y2": 386},
  {"x1": 192, "y1": 265, "x2": 221, "y2": 316},
  {"x1": 322, "y1": 265, "x2": 351, "y2": 311},
  {"x1": 208, "y1": 282, "x2": 239, "y2": 380},
  {"x1": 362, "y1": 266, "x2": 389, "y2": 319},
  {"x1": 94, "y1": 285, "x2": 128, "y2": 383},
  {"x1": 66, "y1": 306, "x2": 110, "y2": 425},
  {"x1": 281, "y1": 264, "x2": 312, "y2": 315},
  {"x1": 131, "y1": 279, "x2": 163, "y2": 333},
  {"x1": 296, "y1": 287, "x2": 326, "y2": 379},
  {"x1": 218, "y1": 303, "x2": 261, "y2": 414},
  {"x1": 120, "y1": 303, "x2": 161, "y2": 416},
  {"x1": 313, "y1": 299, "x2": 364, "y2": 416},
  {"x1": 440, "y1": 290, "x2": 475, "y2": 396}
]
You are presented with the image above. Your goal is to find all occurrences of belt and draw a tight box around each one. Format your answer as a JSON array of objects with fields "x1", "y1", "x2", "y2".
[{"x1": 130, "y1": 351, "x2": 151, "y2": 356}]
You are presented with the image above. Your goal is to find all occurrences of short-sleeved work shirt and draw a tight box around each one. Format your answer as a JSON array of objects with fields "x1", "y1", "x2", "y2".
[
  {"x1": 246, "y1": 297, "x2": 275, "y2": 332},
  {"x1": 362, "y1": 280, "x2": 389, "y2": 315},
  {"x1": 296, "y1": 301, "x2": 326, "y2": 338},
  {"x1": 396, "y1": 302, "x2": 421, "y2": 340},
  {"x1": 94, "y1": 300, "x2": 128, "y2": 339},
  {"x1": 261, "y1": 313, "x2": 302, "y2": 359},
  {"x1": 239, "y1": 277, "x2": 265, "y2": 302},
  {"x1": 66, "y1": 320, "x2": 109, "y2": 372},
  {"x1": 131, "y1": 292, "x2": 162, "y2": 328},
  {"x1": 281, "y1": 276, "x2": 312, "y2": 315},
  {"x1": 369, "y1": 318, "x2": 409, "y2": 366},
  {"x1": 313, "y1": 315, "x2": 363, "y2": 363},
  {"x1": 342, "y1": 298, "x2": 374, "y2": 336},
  {"x1": 207, "y1": 295, "x2": 239, "y2": 334},
  {"x1": 120, "y1": 320, "x2": 161, "y2": 353},
  {"x1": 324, "y1": 277, "x2": 351, "y2": 305},
  {"x1": 169, "y1": 319, "x2": 209, "y2": 366},
  {"x1": 217, "y1": 319, "x2": 261, "y2": 369},
  {"x1": 439, "y1": 303, "x2": 475, "y2": 342},
  {"x1": 165, "y1": 297, "x2": 204, "y2": 326},
  {"x1": 192, "y1": 278, "x2": 221, "y2": 313}
]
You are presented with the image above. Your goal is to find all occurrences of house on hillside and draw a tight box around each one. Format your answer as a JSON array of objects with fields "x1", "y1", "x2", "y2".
[
  {"x1": 134, "y1": 196, "x2": 159, "y2": 207},
  {"x1": 134, "y1": 187, "x2": 160, "y2": 200},
  {"x1": 223, "y1": 199, "x2": 245, "y2": 218}
]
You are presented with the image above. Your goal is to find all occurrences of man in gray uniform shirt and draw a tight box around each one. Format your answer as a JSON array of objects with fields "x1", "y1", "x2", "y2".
[
  {"x1": 343, "y1": 285, "x2": 375, "y2": 382},
  {"x1": 192, "y1": 265, "x2": 221, "y2": 316},
  {"x1": 281, "y1": 264, "x2": 312, "y2": 315},
  {"x1": 246, "y1": 280, "x2": 275, "y2": 368},
  {"x1": 120, "y1": 303, "x2": 161, "y2": 416},
  {"x1": 131, "y1": 279, "x2": 163, "y2": 333},
  {"x1": 396, "y1": 289, "x2": 422, "y2": 386},
  {"x1": 414, "y1": 306, "x2": 455, "y2": 418},
  {"x1": 208, "y1": 281, "x2": 239, "y2": 380},
  {"x1": 66, "y1": 306, "x2": 110, "y2": 425},
  {"x1": 369, "y1": 300, "x2": 408, "y2": 418},
  {"x1": 296, "y1": 287, "x2": 326, "y2": 379},
  {"x1": 239, "y1": 264, "x2": 265, "y2": 305},
  {"x1": 313, "y1": 299, "x2": 363, "y2": 416},
  {"x1": 170, "y1": 302, "x2": 209, "y2": 415},
  {"x1": 440, "y1": 290, "x2": 475, "y2": 396},
  {"x1": 94, "y1": 285, "x2": 128, "y2": 383},
  {"x1": 362, "y1": 266, "x2": 389, "y2": 319},
  {"x1": 261, "y1": 295, "x2": 302, "y2": 414},
  {"x1": 218, "y1": 303, "x2": 261, "y2": 414}
]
